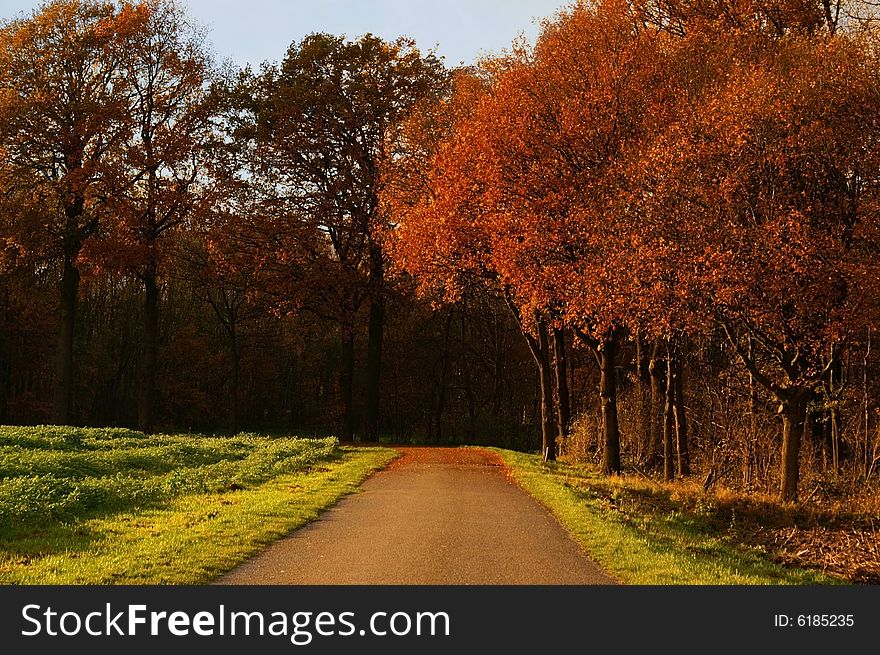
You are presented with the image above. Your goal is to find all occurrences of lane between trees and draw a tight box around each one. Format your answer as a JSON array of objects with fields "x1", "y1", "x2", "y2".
[{"x1": 218, "y1": 447, "x2": 617, "y2": 585}]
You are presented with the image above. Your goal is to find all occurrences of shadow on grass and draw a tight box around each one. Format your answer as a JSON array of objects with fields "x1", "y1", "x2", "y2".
[
  {"x1": 560, "y1": 482, "x2": 815, "y2": 583},
  {"x1": 1, "y1": 443, "x2": 349, "y2": 544},
  {"x1": 0, "y1": 522, "x2": 106, "y2": 560}
]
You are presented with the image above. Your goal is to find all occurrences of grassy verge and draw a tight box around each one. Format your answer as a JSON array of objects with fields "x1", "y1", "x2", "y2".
[
  {"x1": 494, "y1": 448, "x2": 843, "y2": 585},
  {"x1": 0, "y1": 426, "x2": 396, "y2": 584}
]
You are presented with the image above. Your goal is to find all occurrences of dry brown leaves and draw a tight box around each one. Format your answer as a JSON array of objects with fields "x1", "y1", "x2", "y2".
[{"x1": 752, "y1": 523, "x2": 880, "y2": 584}]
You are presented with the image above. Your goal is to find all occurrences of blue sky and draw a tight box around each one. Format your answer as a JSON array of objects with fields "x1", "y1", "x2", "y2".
[{"x1": 0, "y1": 1, "x2": 569, "y2": 68}]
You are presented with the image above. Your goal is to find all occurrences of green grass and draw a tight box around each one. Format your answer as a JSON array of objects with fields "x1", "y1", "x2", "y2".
[
  {"x1": 0, "y1": 426, "x2": 396, "y2": 584},
  {"x1": 494, "y1": 448, "x2": 843, "y2": 585}
]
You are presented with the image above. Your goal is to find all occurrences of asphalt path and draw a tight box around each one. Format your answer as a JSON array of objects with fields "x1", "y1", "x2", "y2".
[{"x1": 217, "y1": 447, "x2": 617, "y2": 585}]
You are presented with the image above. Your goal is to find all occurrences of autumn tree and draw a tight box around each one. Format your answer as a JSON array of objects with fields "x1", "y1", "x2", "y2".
[
  {"x1": 636, "y1": 25, "x2": 880, "y2": 500},
  {"x1": 238, "y1": 33, "x2": 447, "y2": 441},
  {"x1": 395, "y1": 1, "x2": 684, "y2": 470},
  {"x1": 388, "y1": 62, "x2": 569, "y2": 460},
  {"x1": 0, "y1": 0, "x2": 135, "y2": 424},
  {"x1": 635, "y1": 0, "x2": 840, "y2": 35},
  {"x1": 86, "y1": 0, "x2": 216, "y2": 433},
  {"x1": 500, "y1": 1, "x2": 683, "y2": 474}
]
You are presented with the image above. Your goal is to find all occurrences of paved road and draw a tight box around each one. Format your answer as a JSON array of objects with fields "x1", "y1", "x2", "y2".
[{"x1": 217, "y1": 447, "x2": 617, "y2": 585}]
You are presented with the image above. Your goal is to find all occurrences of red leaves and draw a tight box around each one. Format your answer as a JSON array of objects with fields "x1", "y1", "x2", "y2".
[
  {"x1": 392, "y1": 0, "x2": 880, "y2": 391},
  {"x1": 393, "y1": 0, "x2": 678, "y2": 339}
]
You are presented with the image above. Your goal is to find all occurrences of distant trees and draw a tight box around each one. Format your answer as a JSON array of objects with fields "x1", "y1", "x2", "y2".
[
  {"x1": 183, "y1": 217, "x2": 269, "y2": 437},
  {"x1": 228, "y1": 33, "x2": 447, "y2": 441},
  {"x1": 98, "y1": 0, "x2": 215, "y2": 433},
  {"x1": 387, "y1": 62, "x2": 572, "y2": 461},
  {"x1": 0, "y1": 0, "x2": 538, "y2": 443}
]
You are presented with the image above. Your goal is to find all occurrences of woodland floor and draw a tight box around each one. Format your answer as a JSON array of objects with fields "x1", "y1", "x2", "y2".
[
  {"x1": 733, "y1": 502, "x2": 880, "y2": 583},
  {"x1": 568, "y1": 469, "x2": 880, "y2": 584}
]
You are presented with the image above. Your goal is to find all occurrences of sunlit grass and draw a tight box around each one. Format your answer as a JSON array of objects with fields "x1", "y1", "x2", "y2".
[
  {"x1": 494, "y1": 448, "x2": 843, "y2": 585},
  {"x1": 0, "y1": 425, "x2": 395, "y2": 584}
]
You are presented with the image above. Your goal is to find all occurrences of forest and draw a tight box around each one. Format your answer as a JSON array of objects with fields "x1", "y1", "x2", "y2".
[{"x1": 1, "y1": 0, "x2": 880, "y2": 510}]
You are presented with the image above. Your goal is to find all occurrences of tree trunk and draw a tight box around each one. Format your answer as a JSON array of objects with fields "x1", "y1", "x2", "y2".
[
  {"x1": 229, "y1": 340, "x2": 240, "y2": 437},
  {"x1": 340, "y1": 322, "x2": 355, "y2": 441},
  {"x1": 864, "y1": 328, "x2": 872, "y2": 478},
  {"x1": 362, "y1": 243, "x2": 384, "y2": 443},
  {"x1": 826, "y1": 345, "x2": 842, "y2": 476},
  {"x1": 537, "y1": 318, "x2": 557, "y2": 461},
  {"x1": 647, "y1": 337, "x2": 665, "y2": 470},
  {"x1": 433, "y1": 306, "x2": 454, "y2": 444},
  {"x1": 568, "y1": 329, "x2": 578, "y2": 418},
  {"x1": 663, "y1": 341, "x2": 676, "y2": 482},
  {"x1": 807, "y1": 397, "x2": 823, "y2": 464},
  {"x1": 599, "y1": 337, "x2": 621, "y2": 475},
  {"x1": 745, "y1": 336, "x2": 757, "y2": 488},
  {"x1": 491, "y1": 315, "x2": 504, "y2": 420},
  {"x1": 552, "y1": 327, "x2": 570, "y2": 444},
  {"x1": 781, "y1": 389, "x2": 809, "y2": 502},
  {"x1": 501, "y1": 291, "x2": 557, "y2": 461},
  {"x1": 461, "y1": 310, "x2": 477, "y2": 439},
  {"x1": 53, "y1": 248, "x2": 80, "y2": 425},
  {"x1": 674, "y1": 340, "x2": 690, "y2": 476},
  {"x1": 0, "y1": 285, "x2": 9, "y2": 423},
  {"x1": 634, "y1": 334, "x2": 648, "y2": 463},
  {"x1": 137, "y1": 268, "x2": 159, "y2": 434},
  {"x1": 830, "y1": 404, "x2": 841, "y2": 475}
]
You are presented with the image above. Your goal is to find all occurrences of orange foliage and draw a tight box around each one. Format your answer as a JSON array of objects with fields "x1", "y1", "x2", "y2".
[
  {"x1": 395, "y1": 0, "x2": 677, "y2": 340},
  {"x1": 391, "y1": 0, "x2": 880, "y2": 497},
  {"x1": 636, "y1": 25, "x2": 880, "y2": 383}
]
